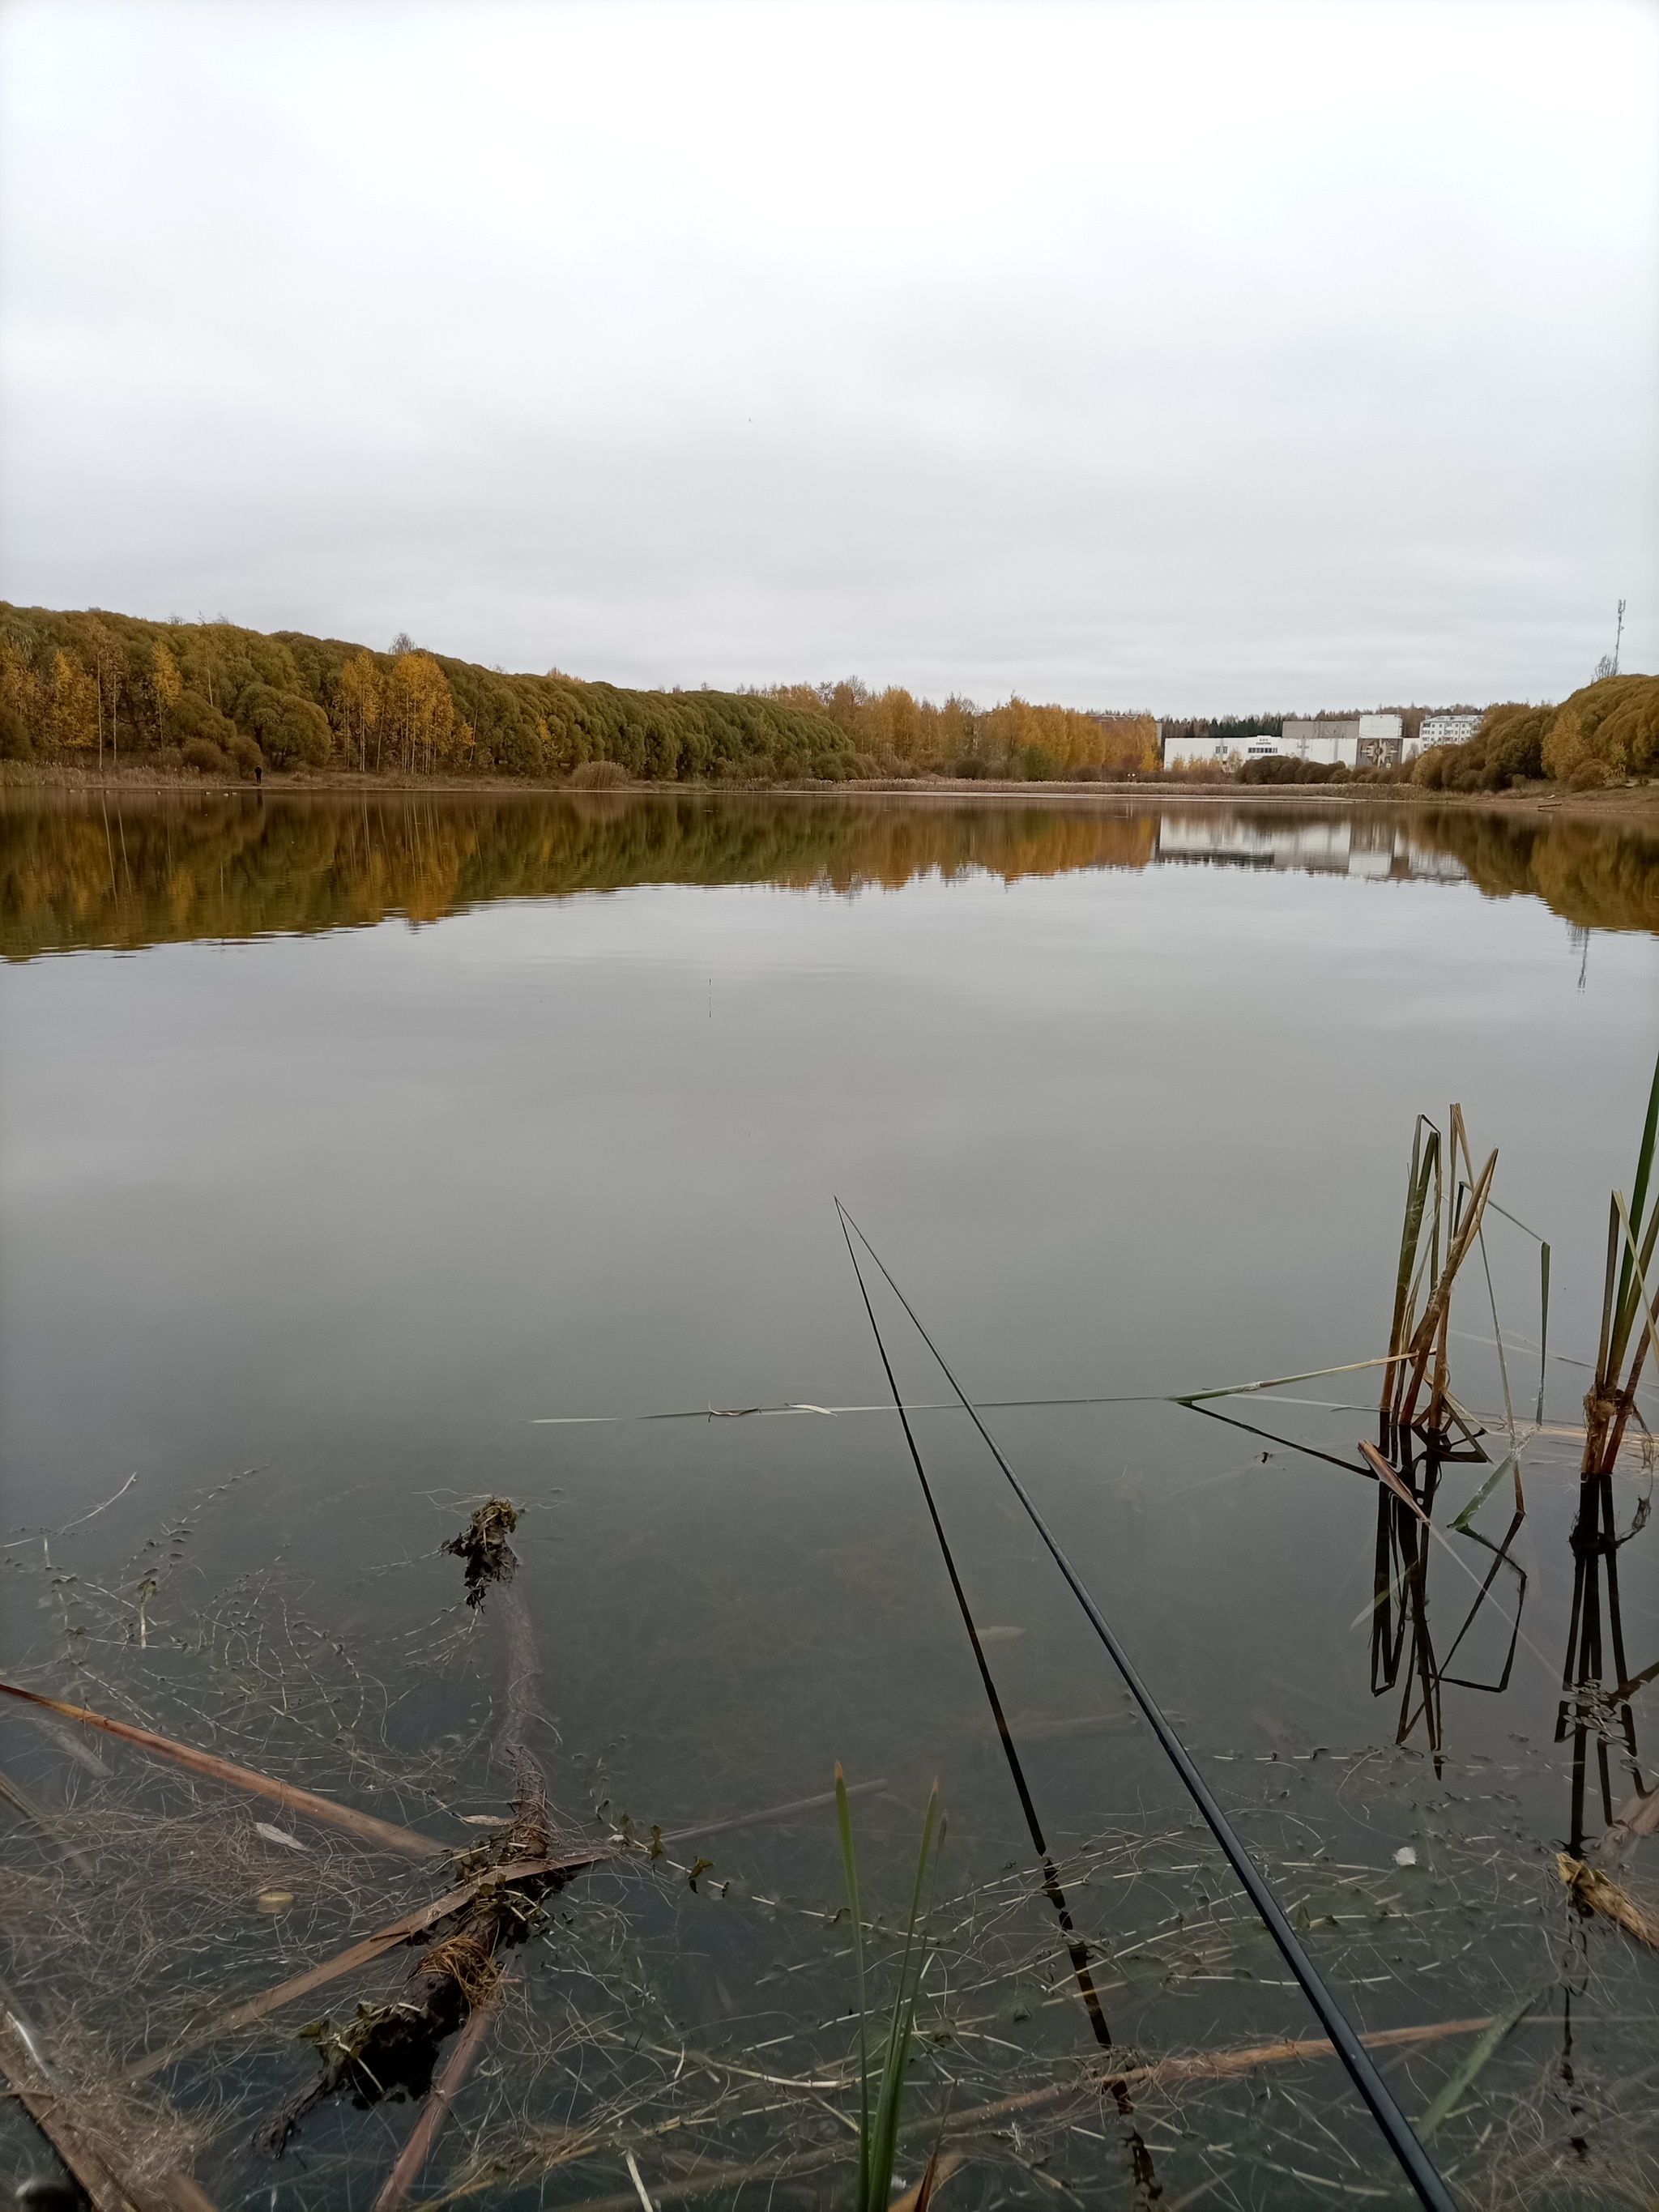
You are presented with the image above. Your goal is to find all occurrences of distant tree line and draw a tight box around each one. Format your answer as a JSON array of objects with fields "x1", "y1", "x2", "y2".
[
  {"x1": 1158, "y1": 714, "x2": 1286, "y2": 751},
  {"x1": 0, "y1": 603, "x2": 1157, "y2": 786},
  {"x1": 761, "y1": 679, "x2": 1157, "y2": 778}
]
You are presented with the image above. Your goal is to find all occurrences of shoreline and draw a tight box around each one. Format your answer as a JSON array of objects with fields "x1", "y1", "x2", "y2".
[{"x1": 4, "y1": 759, "x2": 1657, "y2": 827}]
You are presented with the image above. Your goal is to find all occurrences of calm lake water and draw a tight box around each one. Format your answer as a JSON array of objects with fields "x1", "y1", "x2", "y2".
[{"x1": 2, "y1": 788, "x2": 1657, "y2": 2210}]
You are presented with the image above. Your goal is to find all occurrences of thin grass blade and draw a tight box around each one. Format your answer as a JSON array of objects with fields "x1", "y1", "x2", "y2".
[
  {"x1": 1451, "y1": 1451, "x2": 1519, "y2": 1536},
  {"x1": 835, "y1": 1763, "x2": 871, "y2": 2212},
  {"x1": 1417, "y1": 1984, "x2": 1545, "y2": 2141},
  {"x1": 870, "y1": 1787, "x2": 942, "y2": 2208},
  {"x1": 1614, "y1": 1042, "x2": 1659, "y2": 1329}
]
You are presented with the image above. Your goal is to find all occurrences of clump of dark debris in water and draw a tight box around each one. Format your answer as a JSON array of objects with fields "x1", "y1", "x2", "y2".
[{"x1": 444, "y1": 1499, "x2": 518, "y2": 1608}]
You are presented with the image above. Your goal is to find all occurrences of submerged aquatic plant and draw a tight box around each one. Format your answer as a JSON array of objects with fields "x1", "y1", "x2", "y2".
[
  {"x1": 443, "y1": 1497, "x2": 520, "y2": 1606},
  {"x1": 834, "y1": 1765, "x2": 944, "y2": 2212}
]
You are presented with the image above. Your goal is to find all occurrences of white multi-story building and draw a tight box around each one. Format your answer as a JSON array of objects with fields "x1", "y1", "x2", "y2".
[{"x1": 1415, "y1": 713, "x2": 1482, "y2": 756}]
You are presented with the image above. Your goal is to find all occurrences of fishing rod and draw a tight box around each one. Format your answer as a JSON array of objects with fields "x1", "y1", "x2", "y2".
[
  {"x1": 834, "y1": 1200, "x2": 1458, "y2": 2212},
  {"x1": 835, "y1": 1208, "x2": 1115, "y2": 2053}
]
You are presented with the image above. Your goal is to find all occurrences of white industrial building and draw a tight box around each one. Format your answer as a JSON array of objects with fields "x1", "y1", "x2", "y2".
[
  {"x1": 1161, "y1": 712, "x2": 1402, "y2": 769},
  {"x1": 1161, "y1": 728, "x2": 1283, "y2": 767},
  {"x1": 1286, "y1": 714, "x2": 1404, "y2": 765}
]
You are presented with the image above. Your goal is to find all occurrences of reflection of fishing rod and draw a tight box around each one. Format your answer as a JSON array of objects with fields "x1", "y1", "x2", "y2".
[
  {"x1": 835, "y1": 1208, "x2": 1115, "y2": 2054},
  {"x1": 835, "y1": 1201, "x2": 1458, "y2": 2212}
]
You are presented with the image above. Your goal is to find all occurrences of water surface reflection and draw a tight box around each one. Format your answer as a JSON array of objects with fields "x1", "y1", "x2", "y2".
[
  {"x1": 2, "y1": 787, "x2": 1657, "y2": 958},
  {"x1": 2, "y1": 786, "x2": 1657, "y2": 2206}
]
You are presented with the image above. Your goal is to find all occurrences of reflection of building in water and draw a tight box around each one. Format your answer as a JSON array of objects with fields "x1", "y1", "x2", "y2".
[{"x1": 1154, "y1": 813, "x2": 1469, "y2": 883}]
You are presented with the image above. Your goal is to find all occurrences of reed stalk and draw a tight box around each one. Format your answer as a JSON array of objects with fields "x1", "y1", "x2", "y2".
[
  {"x1": 1383, "y1": 1117, "x2": 1441, "y2": 1422},
  {"x1": 1581, "y1": 1045, "x2": 1659, "y2": 1479},
  {"x1": 834, "y1": 1767, "x2": 943, "y2": 2212}
]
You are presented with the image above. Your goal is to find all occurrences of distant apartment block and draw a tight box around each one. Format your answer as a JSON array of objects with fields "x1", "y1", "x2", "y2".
[{"x1": 1418, "y1": 713, "x2": 1482, "y2": 752}]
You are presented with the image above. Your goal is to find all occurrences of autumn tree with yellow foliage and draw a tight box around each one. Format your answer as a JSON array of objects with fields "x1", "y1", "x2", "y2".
[
  {"x1": 766, "y1": 678, "x2": 1157, "y2": 779},
  {"x1": 1414, "y1": 674, "x2": 1659, "y2": 794},
  {"x1": 335, "y1": 650, "x2": 384, "y2": 772},
  {"x1": 0, "y1": 600, "x2": 1159, "y2": 788},
  {"x1": 49, "y1": 650, "x2": 98, "y2": 751}
]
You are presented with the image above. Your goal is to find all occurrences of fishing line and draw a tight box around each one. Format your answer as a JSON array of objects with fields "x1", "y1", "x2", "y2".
[
  {"x1": 531, "y1": 1361, "x2": 1408, "y2": 1428},
  {"x1": 531, "y1": 1396, "x2": 1165, "y2": 1426},
  {"x1": 834, "y1": 1199, "x2": 1459, "y2": 2212}
]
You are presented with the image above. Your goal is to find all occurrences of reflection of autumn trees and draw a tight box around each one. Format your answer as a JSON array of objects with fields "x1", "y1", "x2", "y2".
[
  {"x1": 1409, "y1": 810, "x2": 1659, "y2": 934},
  {"x1": 0, "y1": 795, "x2": 1159, "y2": 957},
  {"x1": 2, "y1": 793, "x2": 1655, "y2": 961}
]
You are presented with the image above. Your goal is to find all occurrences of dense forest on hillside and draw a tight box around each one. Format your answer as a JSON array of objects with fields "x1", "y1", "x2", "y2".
[
  {"x1": 3, "y1": 788, "x2": 1654, "y2": 961},
  {"x1": 0, "y1": 603, "x2": 1157, "y2": 785}
]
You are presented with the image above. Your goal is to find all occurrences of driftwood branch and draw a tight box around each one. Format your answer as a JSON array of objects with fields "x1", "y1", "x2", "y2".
[
  {"x1": 373, "y1": 1963, "x2": 514, "y2": 2212},
  {"x1": 127, "y1": 1851, "x2": 606, "y2": 2082},
  {"x1": 256, "y1": 1502, "x2": 588, "y2": 2160}
]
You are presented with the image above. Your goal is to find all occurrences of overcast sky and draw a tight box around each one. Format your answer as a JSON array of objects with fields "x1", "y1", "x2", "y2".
[{"x1": 2, "y1": 1, "x2": 1655, "y2": 714}]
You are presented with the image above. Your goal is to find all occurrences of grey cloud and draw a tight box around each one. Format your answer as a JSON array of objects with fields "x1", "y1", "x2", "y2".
[{"x1": 2, "y1": 0, "x2": 1654, "y2": 710}]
